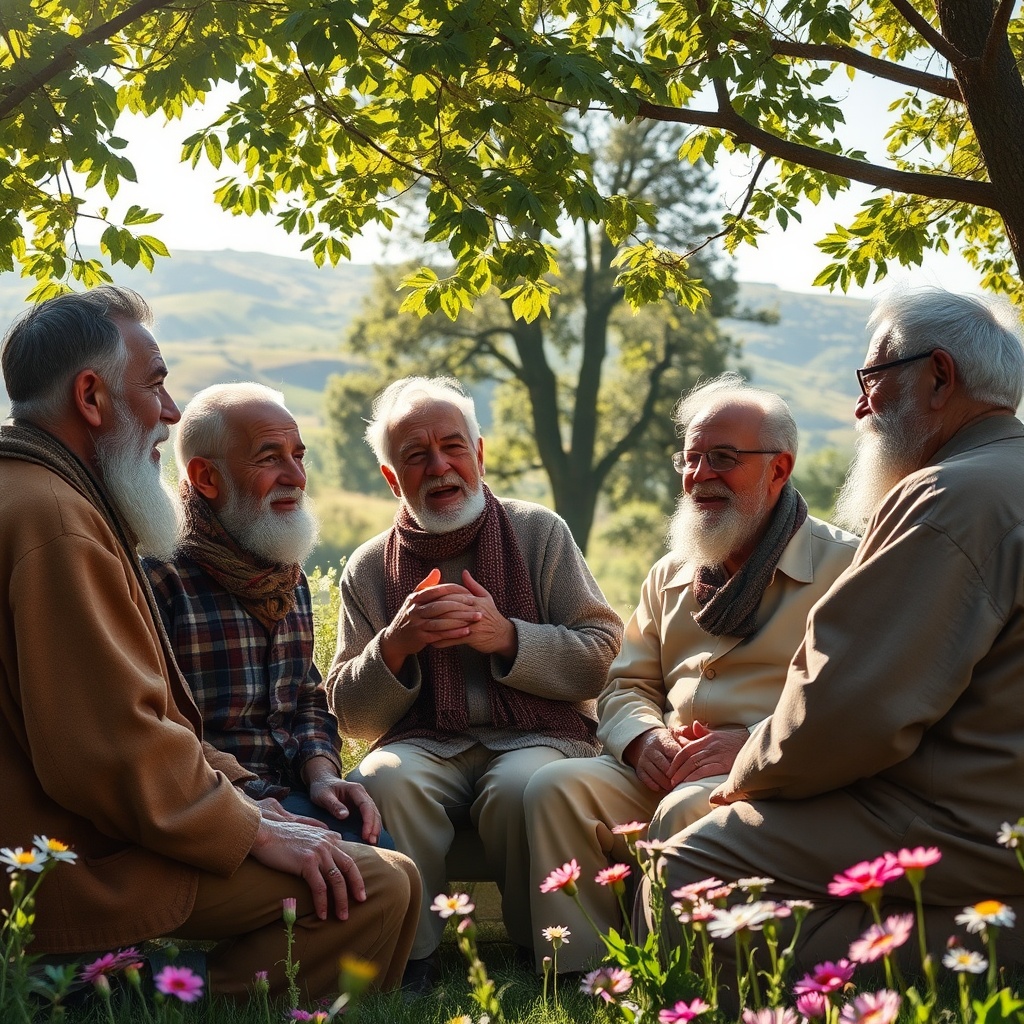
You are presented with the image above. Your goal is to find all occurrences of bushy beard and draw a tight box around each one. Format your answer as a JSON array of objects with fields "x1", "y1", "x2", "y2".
[
  {"x1": 405, "y1": 471, "x2": 486, "y2": 534},
  {"x1": 218, "y1": 487, "x2": 320, "y2": 566},
  {"x1": 94, "y1": 409, "x2": 181, "y2": 560},
  {"x1": 833, "y1": 389, "x2": 941, "y2": 534},
  {"x1": 666, "y1": 475, "x2": 772, "y2": 568}
]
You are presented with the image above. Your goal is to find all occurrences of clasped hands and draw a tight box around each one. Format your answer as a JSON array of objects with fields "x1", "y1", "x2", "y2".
[
  {"x1": 381, "y1": 568, "x2": 516, "y2": 674},
  {"x1": 625, "y1": 721, "x2": 750, "y2": 794}
]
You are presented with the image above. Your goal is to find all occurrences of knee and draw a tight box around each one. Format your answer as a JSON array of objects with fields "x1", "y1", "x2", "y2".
[{"x1": 523, "y1": 760, "x2": 577, "y2": 822}]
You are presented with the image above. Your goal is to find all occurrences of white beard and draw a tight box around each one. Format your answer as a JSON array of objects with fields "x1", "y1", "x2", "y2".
[
  {"x1": 217, "y1": 487, "x2": 320, "y2": 566},
  {"x1": 833, "y1": 389, "x2": 941, "y2": 534},
  {"x1": 94, "y1": 412, "x2": 181, "y2": 560},
  {"x1": 404, "y1": 471, "x2": 486, "y2": 534},
  {"x1": 666, "y1": 476, "x2": 772, "y2": 568}
]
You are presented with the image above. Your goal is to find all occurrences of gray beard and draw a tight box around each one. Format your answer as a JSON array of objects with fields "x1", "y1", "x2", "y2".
[
  {"x1": 833, "y1": 390, "x2": 941, "y2": 534},
  {"x1": 405, "y1": 472, "x2": 486, "y2": 534},
  {"x1": 94, "y1": 413, "x2": 181, "y2": 561},
  {"x1": 666, "y1": 480, "x2": 771, "y2": 567},
  {"x1": 217, "y1": 487, "x2": 320, "y2": 566}
]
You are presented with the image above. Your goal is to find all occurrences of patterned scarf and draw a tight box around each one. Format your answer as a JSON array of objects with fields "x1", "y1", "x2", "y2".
[
  {"x1": 382, "y1": 484, "x2": 594, "y2": 744},
  {"x1": 691, "y1": 482, "x2": 808, "y2": 638},
  {"x1": 0, "y1": 422, "x2": 205, "y2": 734},
  {"x1": 177, "y1": 482, "x2": 300, "y2": 631}
]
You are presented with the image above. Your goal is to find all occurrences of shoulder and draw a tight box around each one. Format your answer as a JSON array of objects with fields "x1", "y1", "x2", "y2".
[
  {"x1": 343, "y1": 529, "x2": 391, "y2": 580},
  {"x1": 143, "y1": 553, "x2": 208, "y2": 602},
  {"x1": 805, "y1": 515, "x2": 861, "y2": 554},
  {"x1": 499, "y1": 497, "x2": 570, "y2": 539}
]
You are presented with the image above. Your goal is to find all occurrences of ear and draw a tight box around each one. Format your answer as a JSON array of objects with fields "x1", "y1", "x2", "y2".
[
  {"x1": 187, "y1": 457, "x2": 223, "y2": 502},
  {"x1": 767, "y1": 451, "x2": 795, "y2": 499},
  {"x1": 380, "y1": 463, "x2": 402, "y2": 499},
  {"x1": 476, "y1": 436, "x2": 485, "y2": 477},
  {"x1": 928, "y1": 349, "x2": 957, "y2": 409},
  {"x1": 71, "y1": 369, "x2": 111, "y2": 429}
]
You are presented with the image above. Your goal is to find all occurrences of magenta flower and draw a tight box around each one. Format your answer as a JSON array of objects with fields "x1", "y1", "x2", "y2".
[
  {"x1": 838, "y1": 989, "x2": 901, "y2": 1024},
  {"x1": 540, "y1": 859, "x2": 581, "y2": 895},
  {"x1": 595, "y1": 864, "x2": 631, "y2": 886},
  {"x1": 80, "y1": 953, "x2": 123, "y2": 984},
  {"x1": 290, "y1": 1012, "x2": 329, "y2": 1022},
  {"x1": 848, "y1": 914, "x2": 914, "y2": 963},
  {"x1": 580, "y1": 966, "x2": 632, "y2": 1003},
  {"x1": 793, "y1": 959, "x2": 855, "y2": 995},
  {"x1": 896, "y1": 847, "x2": 941, "y2": 871},
  {"x1": 660, "y1": 997, "x2": 711, "y2": 1022},
  {"x1": 154, "y1": 965, "x2": 204, "y2": 1003},
  {"x1": 671, "y1": 877, "x2": 725, "y2": 901},
  {"x1": 796, "y1": 990, "x2": 830, "y2": 1019},
  {"x1": 282, "y1": 896, "x2": 298, "y2": 925},
  {"x1": 828, "y1": 854, "x2": 903, "y2": 897}
]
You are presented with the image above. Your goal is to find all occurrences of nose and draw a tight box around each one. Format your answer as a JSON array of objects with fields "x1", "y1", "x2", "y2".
[
  {"x1": 161, "y1": 387, "x2": 181, "y2": 425},
  {"x1": 854, "y1": 393, "x2": 871, "y2": 420},
  {"x1": 281, "y1": 457, "x2": 306, "y2": 490},
  {"x1": 690, "y1": 455, "x2": 718, "y2": 483},
  {"x1": 424, "y1": 446, "x2": 451, "y2": 476}
]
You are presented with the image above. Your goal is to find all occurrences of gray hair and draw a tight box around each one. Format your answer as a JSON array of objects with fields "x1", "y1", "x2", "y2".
[
  {"x1": 175, "y1": 381, "x2": 286, "y2": 471},
  {"x1": 365, "y1": 376, "x2": 481, "y2": 466},
  {"x1": 868, "y1": 287, "x2": 1024, "y2": 409},
  {"x1": 672, "y1": 371, "x2": 800, "y2": 459},
  {"x1": 1, "y1": 286, "x2": 150, "y2": 422}
]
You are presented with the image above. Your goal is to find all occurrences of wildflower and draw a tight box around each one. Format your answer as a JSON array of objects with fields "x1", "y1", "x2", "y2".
[
  {"x1": 738, "y1": 876, "x2": 775, "y2": 895},
  {"x1": 706, "y1": 901, "x2": 778, "y2": 939},
  {"x1": 955, "y1": 900, "x2": 1016, "y2": 934},
  {"x1": 32, "y1": 836, "x2": 77, "y2": 864},
  {"x1": 0, "y1": 846, "x2": 45, "y2": 873},
  {"x1": 541, "y1": 925, "x2": 571, "y2": 947},
  {"x1": 611, "y1": 820, "x2": 648, "y2": 838},
  {"x1": 793, "y1": 959, "x2": 855, "y2": 994},
  {"x1": 671, "y1": 877, "x2": 724, "y2": 901},
  {"x1": 80, "y1": 952, "x2": 133, "y2": 984},
  {"x1": 942, "y1": 947, "x2": 988, "y2": 974},
  {"x1": 154, "y1": 964, "x2": 205, "y2": 1003},
  {"x1": 339, "y1": 954, "x2": 378, "y2": 996},
  {"x1": 705, "y1": 884, "x2": 737, "y2": 902},
  {"x1": 997, "y1": 821, "x2": 1024, "y2": 849},
  {"x1": 742, "y1": 1009, "x2": 800, "y2": 1024},
  {"x1": 595, "y1": 863, "x2": 631, "y2": 887},
  {"x1": 848, "y1": 914, "x2": 914, "y2": 963},
  {"x1": 796, "y1": 991, "x2": 830, "y2": 1020},
  {"x1": 282, "y1": 896, "x2": 297, "y2": 925},
  {"x1": 896, "y1": 847, "x2": 941, "y2": 871},
  {"x1": 838, "y1": 989, "x2": 901, "y2": 1024},
  {"x1": 290, "y1": 1012, "x2": 329, "y2": 1022},
  {"x1": 581, "y1": 965, "x2": 632, "y2": 1003},
  {"x1": 253, "y1": 969, "x2": 270, "y2": 991},
  {"x1": 431, "y1": 892, "x2": 476, "y2": 918},
  {"x1": 828, "y1": 854, "x2": 903, "y2": 897},
  {"x1": 787, "y1": 899, "x2": 816, "y2": 912},
  {"x1": 540, "y1": 859, "x2": 581, "y2": 895},
  {"x1": 671, "y1": 897, "x2": 717, "y2": 924},
  {"x1": 660, "y1": 997, "x2": 711, "y2": 1022}
]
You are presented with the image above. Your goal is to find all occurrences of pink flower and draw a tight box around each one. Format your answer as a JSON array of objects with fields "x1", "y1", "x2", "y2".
[
  {"x1": 660, "y1": 997, "x2": 711, "y2": 1022},
  {"x1": 672, "y1": 878, "x2": 725, "y2": 901},
  {"x1": 742, "y1": 1009, "x2": 799, "y2": 1024},
  {"x1": 580, "y1": 966, "x2": 632, "y2": 1003},
  {"x1": 611, "y1": 820, "x2": 648, "y2": 838},
  {"x1": 80, "y1": 953, "x2": 123, "y2": 984},
  {"x1": 796, "y1": 991, "x2": 830, "y2": 1020},
  {"x1": 848, "y1": 914, "x2": 914, "y2": 964},
  {"x1": 540, "y1": 859, "x2": 581, "y2": 895},
  {"x1": 793, "y1": 959, "x2": 855, "y2": 995},
  {"x1": 897, "y1": 847, "x2": 941, "y2": 871},
  {"x1": 282, "y1": 896, "x2": 298, "y2": 925},
  {"x1": 290, "y1": 1013, "x2": 329, "y2": 1022},
  {"x1": 828, "y1": 854, "x2": 903, "y2": 897},
  {"x1": 839, "y1": 989, "x2": 901, "y2": 1024},
  {"x1": 595, "y1": 864, "x2": 631, "y2": 887},
  {"x1": 154, "y1": 965, "x2": 205, "y2": 1003}
]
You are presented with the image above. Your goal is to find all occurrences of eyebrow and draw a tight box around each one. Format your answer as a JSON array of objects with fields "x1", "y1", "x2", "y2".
[{"x1": 399, "y1": 432, "x2": 467, "y2": 455}]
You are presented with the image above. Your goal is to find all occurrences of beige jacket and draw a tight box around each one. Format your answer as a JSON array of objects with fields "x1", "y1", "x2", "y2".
[{"x1": 599, "y1": 515, "x2": 859, "y2": 762}]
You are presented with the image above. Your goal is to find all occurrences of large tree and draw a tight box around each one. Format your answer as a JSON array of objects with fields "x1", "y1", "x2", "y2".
[
  {"x1": 4, "y1": 1, "x2": 1023, "y2": 304},
  {"x1": 325, "y1": 118, "x2": 738, "y2": 552}
]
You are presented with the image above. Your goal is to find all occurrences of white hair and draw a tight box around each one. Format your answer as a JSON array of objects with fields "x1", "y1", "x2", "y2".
[
  {"x1": 175, "y1": 381, "x2": 286, "y2": 471},
  {"x1": 365, "y1": 376, "x2": 481, "y2": 466}
]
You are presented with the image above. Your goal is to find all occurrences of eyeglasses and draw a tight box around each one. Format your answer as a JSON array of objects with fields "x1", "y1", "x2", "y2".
[
  {"x1": 671, "y1": 448, "x2": 782, "y2": 474},
  {"x1": 856, "y1": 349, "x2": 936, "y2": 396}
]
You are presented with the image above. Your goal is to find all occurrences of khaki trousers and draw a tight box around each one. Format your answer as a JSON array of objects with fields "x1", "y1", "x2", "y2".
[
  {"x1": 350, "y1": 741, "x2": 565, "y2": 959},
  {"x1": 524, "y1": 754, "x2": 725, "y2": 971},
  {"x1": 175, "y1": 845, "x2": 420, "y2": 1001}
]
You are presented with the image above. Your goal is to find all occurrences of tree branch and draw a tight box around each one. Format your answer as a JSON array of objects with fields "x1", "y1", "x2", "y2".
[
  {"x1": 981, "y1": 0, "x2": 1015, "y2": 78},
  {"x1": 887, "y1": 0, "x2": 969, "y2": 69}
]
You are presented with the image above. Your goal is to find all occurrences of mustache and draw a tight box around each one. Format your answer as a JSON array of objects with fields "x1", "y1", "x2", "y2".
[
  {"x1": 688, "y1": 483, "x2": 732, "y2": 501},
  {"x1": 419, "y1": 472, "x2": 465, "y2": 497}
]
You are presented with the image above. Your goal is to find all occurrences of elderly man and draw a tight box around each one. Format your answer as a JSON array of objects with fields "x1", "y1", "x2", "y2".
[
  {"x1": 326, "y1": 375, "x2": 623, "y2": 991},
  {"x1": 145, "y1": 382, "x2": 390, "y2": 848},
  {"x1": 646, "y1": 287, "x2": 1024, "y2": 977},
  {"x1": 0, "y1": 288, "x2": 419, "y2": 1001},
  {"x1": 523, "y1": 374, "x2": 858, "y2": 971}
]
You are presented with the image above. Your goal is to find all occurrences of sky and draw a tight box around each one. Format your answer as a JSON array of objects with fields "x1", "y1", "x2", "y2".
[{"x1": 72, "y1": 76, "x2": 985, "y2": 299}]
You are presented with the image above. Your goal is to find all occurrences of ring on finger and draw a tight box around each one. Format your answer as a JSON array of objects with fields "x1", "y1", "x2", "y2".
[{"x1": 327, "y1": 867, "x2": 341, "y2": 877}]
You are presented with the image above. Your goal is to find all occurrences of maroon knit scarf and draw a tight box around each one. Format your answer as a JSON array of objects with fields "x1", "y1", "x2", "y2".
[{"x1": 382, "y1": 485, "x2": 593, "y2": 744}]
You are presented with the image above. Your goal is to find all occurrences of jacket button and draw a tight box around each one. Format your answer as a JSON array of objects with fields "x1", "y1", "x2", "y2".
[{"x1": 705, "y1": 667, "x2": 716, "y2": 679}]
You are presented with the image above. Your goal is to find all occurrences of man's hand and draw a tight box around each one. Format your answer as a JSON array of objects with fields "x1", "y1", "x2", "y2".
[
  {"x1": 249, "y1": 818, "x2": 366, "y2": 921},
  {"x1": 670, "y1": 721, "x2": 750, "y2": 783},
  {"x1": 429, "y1": 571, "x2": 516, "y2": 659},
  {"x1": 308, "y1": 778, "x2": 384, "y2": 845},
  {"x1": 379, "y1": 571, "x2": 483, "y2": 674},
  {"x1": 256, "y1": 796, "x2": 327, "y2": 829},
  {"x1": 623, "y1": 727, "x2": 687, "y2": 793}
]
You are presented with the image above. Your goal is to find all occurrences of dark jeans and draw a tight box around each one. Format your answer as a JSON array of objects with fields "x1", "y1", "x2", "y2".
[{"x1": 280, "y1": 791, "x2": 396, "y2": 850}]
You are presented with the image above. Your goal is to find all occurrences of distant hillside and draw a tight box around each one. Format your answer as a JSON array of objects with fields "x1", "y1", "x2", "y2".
[{"x1": 0, "y1": 250, "x2": 872, "y2": 452}]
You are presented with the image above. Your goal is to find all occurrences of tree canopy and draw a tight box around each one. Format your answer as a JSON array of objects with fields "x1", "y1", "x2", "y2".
[{"x1": 3, "y1": 1, "x2": 1022, "y2": 305}]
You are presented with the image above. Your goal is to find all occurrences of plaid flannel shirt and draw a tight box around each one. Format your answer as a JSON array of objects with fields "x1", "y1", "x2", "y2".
[{"x1": 145, "y1": 554, "x2": 342, "y2": 800}]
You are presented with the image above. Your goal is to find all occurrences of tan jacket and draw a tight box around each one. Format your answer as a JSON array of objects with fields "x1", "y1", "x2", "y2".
[
  {"x1": 0, "y1": 459, "x2": 261, "y2": 952},
  {"x1": 599, "y1": 515, "x2": 859, "y2": 762}
]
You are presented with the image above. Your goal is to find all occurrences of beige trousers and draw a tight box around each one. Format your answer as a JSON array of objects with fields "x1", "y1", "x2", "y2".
[
  {"x1": 350, "y1": 741, "x2": 565, "y2": 959},
  {"x1": 175, "y1": 845, "x2": 420, "y2": 1000},
  {"x1": 524, "y1": 753, "x2": 725, "y2": 971}
]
